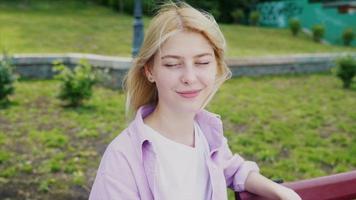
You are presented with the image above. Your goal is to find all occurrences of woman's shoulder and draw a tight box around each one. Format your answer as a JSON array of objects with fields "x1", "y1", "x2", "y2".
[
  {"x1": 106, "y1": 127, "x2": 134, "y2": 153},
  {"x1": 95, "y1": 127, "x2": 145, "y2": 184}
]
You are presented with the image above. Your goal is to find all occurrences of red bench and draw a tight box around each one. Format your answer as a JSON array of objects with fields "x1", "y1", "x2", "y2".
[{"x1": 235, "y1": 170, "x2": 356, "y2": 200}]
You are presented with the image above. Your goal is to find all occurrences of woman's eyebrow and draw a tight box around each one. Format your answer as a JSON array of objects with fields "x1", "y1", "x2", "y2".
[
  {"x1": 161, "y1": 53, "x2": 213, "y2": 60},
  {"x1": 161, "y1": 55, "x2": 181, "y2": 60},
  {"x1": 194, "y1": 53, "x2": 213, "y2": 58}
]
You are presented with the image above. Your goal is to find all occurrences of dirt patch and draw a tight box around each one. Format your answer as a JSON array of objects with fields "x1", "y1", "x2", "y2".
[
  {"x1": 0, "y1": 179, "x2": 38, "y2": 200},
  {"x1": 319, "y1": 124, "x2": 338, "y2": 139},
  {"x1": 24, "y1": 96, "x2": 51, "y2": 110},
  {"x1": 223, "y1": 120, "x2": 249, "y2": 135},
  {"x1": 0, "y1": 166, "x2": 92, "y2": 200},
  {"x1": 0, "y1": 116, "x2": 10, "y2": 125},
  {"x1": 233, "y1": 124, "x2": 249, "y2": 134},
  {"x1": 37, "y1": 122, "x2": 56, "y2": 132},
  {"x1": 320, "y1": 161, "x2": 334, "y2": 174},
  {"x1": 50, "y1": 186, "x2": 89, "y2": 200},
  {"x1": 0, "y1": 116, "x2": 12, "y2": 132},
  {"x1": 279, "y1": 147, "x2": 290, "y2": 159}
]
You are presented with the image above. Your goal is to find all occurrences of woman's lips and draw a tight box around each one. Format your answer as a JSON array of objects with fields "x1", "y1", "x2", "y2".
[{"x1": 176, "y1": 89, "x2": 202, "y2": 99}]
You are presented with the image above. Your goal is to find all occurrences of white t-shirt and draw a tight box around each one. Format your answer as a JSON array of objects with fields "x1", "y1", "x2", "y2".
[{"x1": 143, "y1": 122, "x2": 211, "y2": 200}]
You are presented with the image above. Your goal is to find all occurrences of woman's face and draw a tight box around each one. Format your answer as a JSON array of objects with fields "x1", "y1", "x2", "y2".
[{"x1": 147, "y1": 31, "x2": 217, "y2": 114}]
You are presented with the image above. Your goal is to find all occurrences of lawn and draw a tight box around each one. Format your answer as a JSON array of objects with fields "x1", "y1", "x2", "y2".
[
  {"x1": 0, "y1": 73, "x2": 355, "y2": 199},
  {"x1": 0, "y1": 0, "x2": 355, "y2": 57},
  {"x1": 1, "y1": 0, "x2": 355, "y2": 199}
]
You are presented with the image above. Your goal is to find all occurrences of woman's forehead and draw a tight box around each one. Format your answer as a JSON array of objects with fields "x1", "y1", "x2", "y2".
[{"x1": 157, "y1": 31, "x2": 214, "y2": 58}]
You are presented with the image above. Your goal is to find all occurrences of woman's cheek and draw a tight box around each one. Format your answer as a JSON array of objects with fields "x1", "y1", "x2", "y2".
[{"x1": 203, "y1": 70, "x2": 217, "y2": 86}]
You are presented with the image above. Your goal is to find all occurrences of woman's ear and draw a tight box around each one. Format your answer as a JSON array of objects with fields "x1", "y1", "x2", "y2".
[{"x1": 144, "y1": 65, "x2": 155, "y2": 83}]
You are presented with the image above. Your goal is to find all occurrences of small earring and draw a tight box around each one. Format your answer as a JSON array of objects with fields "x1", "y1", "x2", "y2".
[{"x1": 148, "y1": 76, "x2": 154, "y2": 82}]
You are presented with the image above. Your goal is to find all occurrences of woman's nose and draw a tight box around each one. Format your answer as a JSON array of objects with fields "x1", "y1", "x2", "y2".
[{"x1": 181, "y1": 65, "x2": 197, "y2": 85}]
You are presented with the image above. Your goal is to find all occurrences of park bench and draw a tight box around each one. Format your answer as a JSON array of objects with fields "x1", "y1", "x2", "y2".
[{"x1": 235, "y1": 170, "x2": 356, "y2": 200}]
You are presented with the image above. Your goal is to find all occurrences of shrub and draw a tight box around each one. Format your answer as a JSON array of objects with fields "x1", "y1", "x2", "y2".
[
  {"x1": 342, "y1": 28, "x2": 354, "y2": 46},
  {"x1": 332, "y1": 56, "x2": 356, "y2": 88},
  {"x1": 95, "y1": 0, "x2": 156, "y2": 15},
  {"x1": 312, "y1": 24, "x2": 325, "y2": 42},
  {"x1": 0, "y1": 166, "x2": 17, "y2": 178},
  {"x1": 73, "y1": 170, "x2": 85, "y2": 186},
  {"x1": 231, "y1": 9, "x2": 245, "y2": 24},
  {"x1": 289, "y1": 18, "x2": 301, "y2": 36},
  {"x1": 249, "y1": 11, "x2": 260, "y2": 26},
  {"x1": 0, "y1": 52, "x2": 16, "y2": 104},
  {"x1": 38, "y1": 178, "x2": 56, "y2": 193},
  {"x1": 0, "y1": 151, "x2": 10, "y2": 164},
  {"x1": 210, "y1": 8, "x2": 221, "y2": 20},
  {"x1": 20, "y1": 161, "x2": 33, "y2": 174},
  {"x1": 50, "y1": 160, "x2": 61, "y2": 173},
  {"x1": 53, "y1": 59, "x2": 97, "y2": 107}
]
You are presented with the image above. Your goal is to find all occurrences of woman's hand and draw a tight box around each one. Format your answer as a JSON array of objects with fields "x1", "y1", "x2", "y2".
[
  {"x1": 276, "y1": 187, "x2": 302, "y2": 200},
  {"x1": 245, "y1": 172, "x2": 302, "y2": 200}
]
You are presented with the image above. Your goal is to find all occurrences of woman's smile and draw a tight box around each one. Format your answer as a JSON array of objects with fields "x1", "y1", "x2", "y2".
[{"x1": 176, "y1": 89, "x2": 203, "y2": 99}]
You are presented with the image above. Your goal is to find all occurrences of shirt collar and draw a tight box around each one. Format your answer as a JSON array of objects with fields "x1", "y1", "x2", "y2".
[{"x1": 128, "y1": 104, "x2": 224, "y2": 161}]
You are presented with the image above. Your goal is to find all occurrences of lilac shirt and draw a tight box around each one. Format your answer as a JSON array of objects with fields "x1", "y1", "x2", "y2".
[{"x1": 89, "y1": 105, "x2": 259, "y2": 200}]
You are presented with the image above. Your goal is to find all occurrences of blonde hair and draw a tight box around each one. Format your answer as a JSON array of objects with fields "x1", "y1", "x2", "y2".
[{"x1": 123, "y1": 1, "x2": 231, "y2": 119}]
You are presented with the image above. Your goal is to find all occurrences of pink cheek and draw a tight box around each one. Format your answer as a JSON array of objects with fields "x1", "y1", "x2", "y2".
[
  {"x1": 155, "y1": 78, "x2": 175, "y2": 91},
  {"x1": 200, "y1": 73, "x2": 216, "y2": 84}
]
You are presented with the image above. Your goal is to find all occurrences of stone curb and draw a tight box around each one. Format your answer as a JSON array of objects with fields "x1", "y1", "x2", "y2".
[{"x1": 1, "y1": 52, "x2": 355, "y2": 89}]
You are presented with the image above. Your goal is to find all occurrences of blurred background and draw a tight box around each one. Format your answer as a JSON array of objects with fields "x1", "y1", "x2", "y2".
[{"x1": 0, "y1": 0, "x2": 355, "y2": 200}]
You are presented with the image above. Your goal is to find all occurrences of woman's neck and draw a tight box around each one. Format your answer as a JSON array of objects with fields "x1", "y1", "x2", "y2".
[{"x1": 143, "y1": 104, "x2": 196, "y2": 147}]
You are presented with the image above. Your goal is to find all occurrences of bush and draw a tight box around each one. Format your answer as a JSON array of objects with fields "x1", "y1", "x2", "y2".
[
  {"x1": 0, "y1": 52, "x2": 16, "y2": 104},
  {"x1": 92, "y1": 0, "x2": 267, "y2": 23},
  {"x1": 332, "y1": 56, "x2": 356, "y2": 88},
  {"x1": 342, "y1": 28, "x2": 354, "y2": 46},
  {"x1": 289, "y1": 18, "x2": 301, "y2": 36},
  {"x1": 94, "y1": 0, "x2": 156, "y2": 15},
  {"x1": 249, "y1": 11, "x2": 260, "y2": 26},
  {"x1": 53, "y1": 59, "x2": 97, "y2": 107},
  {"x1": 209, "y1": 8, "x2": 221, "y2": 20},
  {"x1": 231, "y1": 9, "x2": 245, "y2": 24},
  {"x1": 312, "y1": 24, "x2": 325, "y2": 42}
]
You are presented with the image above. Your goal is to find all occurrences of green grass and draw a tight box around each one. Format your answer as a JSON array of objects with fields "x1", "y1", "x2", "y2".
[
  {"x1": 222, "y1": 25, "x2": 356, "y2": 57},
  {"x1": 0, "y1": 0, "x2": 355, "y2": 57},
  {"x1": 0, "y1": 1, "x2": 138, "y2": 56},
  {"x1": 210, "y1": 74, "x2": 356, "y2": 199},
  {"x1": 0, "y1": 0, "x2": 355, "y2": 199},
  {"x1": 0, "y1": 80, "x2": 127, "y2": 199},
  {"x1": 0, "y1": 74, "x2": 355, "y2": 199}
]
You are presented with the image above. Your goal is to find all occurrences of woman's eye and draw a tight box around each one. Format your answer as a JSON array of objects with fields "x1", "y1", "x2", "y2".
[
  {"x1": 196, "y1": 62, "x2": 210, "y2": 65},
  {"x1": 164, "y1": 64, "x2": 180, "y2": 67}
]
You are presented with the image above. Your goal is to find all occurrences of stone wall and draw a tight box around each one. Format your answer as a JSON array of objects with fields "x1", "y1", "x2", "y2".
[
  {"x1": 225, "y1": 53, "x2": 351, "y2": 77},
  {"x1": 1, "y1": 53, "x2": 355, "y2": 89}
]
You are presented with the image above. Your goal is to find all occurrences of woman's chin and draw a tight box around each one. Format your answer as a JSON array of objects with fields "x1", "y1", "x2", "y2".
[{"x1": 176, "y1": 103, "x2": 204, "y2": 114}]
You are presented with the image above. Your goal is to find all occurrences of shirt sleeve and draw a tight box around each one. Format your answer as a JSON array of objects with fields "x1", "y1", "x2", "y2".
[
  {"x1": 220, "y1": 137, "x2": 260, "y2": 192},
  {"x1": 89, "y1": 146, "x2": 139, "y2": 200}
]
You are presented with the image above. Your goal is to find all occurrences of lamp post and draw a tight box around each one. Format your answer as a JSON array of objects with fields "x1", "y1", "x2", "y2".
[{"x1": 132, "y1": 0, "x2": 144, "y2": 57}]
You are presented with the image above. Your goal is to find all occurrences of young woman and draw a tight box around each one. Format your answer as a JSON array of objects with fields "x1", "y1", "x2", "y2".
[{"x1": 89, "y1": 2, "x2": 301, "y2": 200}]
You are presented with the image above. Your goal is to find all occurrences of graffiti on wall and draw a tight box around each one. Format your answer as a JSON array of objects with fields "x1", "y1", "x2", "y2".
[{"x1": 258, "y1": 1, "x2": 303, "y2": 27}]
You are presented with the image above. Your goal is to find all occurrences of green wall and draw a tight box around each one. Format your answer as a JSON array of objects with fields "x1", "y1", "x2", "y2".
[{"x1": 257, "y1": 0, "x2": 356, "y2": 46}]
